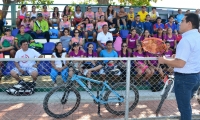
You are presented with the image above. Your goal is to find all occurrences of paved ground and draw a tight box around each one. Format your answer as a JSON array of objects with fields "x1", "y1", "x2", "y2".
[{"x1": 0, "y1": 90, "x2": 200, "y2": 120}]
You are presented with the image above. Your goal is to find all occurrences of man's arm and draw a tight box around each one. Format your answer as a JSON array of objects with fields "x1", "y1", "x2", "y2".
[
  {"x1": 44, "y1": 21, "x2": 49, "y2": 32},
  {"x1": 160, "y1": 58, "x2": 186, "y2": 68}
]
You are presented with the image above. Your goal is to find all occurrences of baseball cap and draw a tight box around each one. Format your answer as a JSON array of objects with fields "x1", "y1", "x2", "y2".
[
  {"x1": 72, "y1": 42, "x2": 79, "y2": 47},
  {"x1": 37, "y1": 13, "x2": 43, "y2": 17}
]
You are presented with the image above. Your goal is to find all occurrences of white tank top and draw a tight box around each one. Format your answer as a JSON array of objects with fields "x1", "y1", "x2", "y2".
[
  {"x1": 52, "y1": 52, "x2": 66, "y2": 68},
  {"x1": 30, "y1": 11, "x2": 37, "y2": 18},
  {"x1": 75, "y1": 11, "x2": 82, "y2": 18},
  {"x1": 20, "y1": 10, "x2": 26, "y2": 16}
]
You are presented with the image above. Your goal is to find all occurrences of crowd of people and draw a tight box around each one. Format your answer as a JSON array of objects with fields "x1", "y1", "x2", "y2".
[{"x1": 0, "y1": 4, "x2": 197, "y2": 90}]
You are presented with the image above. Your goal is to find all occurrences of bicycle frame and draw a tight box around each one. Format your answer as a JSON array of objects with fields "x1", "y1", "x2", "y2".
[
  {"x1": 70, "y1": 74, "x2": 124, "y2": 104},
  {"x1": 160, "y1": 77, "x2": 174, "y2": 97}
]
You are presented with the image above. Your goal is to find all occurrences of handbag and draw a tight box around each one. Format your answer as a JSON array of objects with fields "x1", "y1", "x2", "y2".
[{"x1": 2, "y1": 39, "x2": 11, "y2": 47}]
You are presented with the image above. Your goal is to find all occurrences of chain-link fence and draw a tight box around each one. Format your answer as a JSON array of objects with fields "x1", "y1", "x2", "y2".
[{"x1": 0, "y1": 58, "x2": 200, "y2": 120}]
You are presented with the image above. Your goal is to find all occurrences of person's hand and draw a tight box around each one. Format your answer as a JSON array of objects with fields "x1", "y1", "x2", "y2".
[
  {"x1": 33, "y1": 64, "x2": 38, "y2": 68},
  {"x1": 36, "y1": 30, "x2": 41, "y2": 34},
  {"x1": 171, "y1": 54, "x2": 176, "y2": 58},
  {"x1": 109, "y1": 19, "x2": 113, "y2": 23},
  {"x1": 57, "y1": 68, "x2": 62, "y2": 72},
  {"x1": 19, "y1": 68, "x2": 25, "y2": 74},
  {"x1": 158, "y1": 56, "x2": 166, "y2": 64}
]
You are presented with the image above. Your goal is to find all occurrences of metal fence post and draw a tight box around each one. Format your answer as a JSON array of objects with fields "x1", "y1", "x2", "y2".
[
  {"x1": 125, "y1": 59, "x2": 131, "y2": 120},
  {"x1": 11, "y1": 2, "x2": 16, "y2": 26}
]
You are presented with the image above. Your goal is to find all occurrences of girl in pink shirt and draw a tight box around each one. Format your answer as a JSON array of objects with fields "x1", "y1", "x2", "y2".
[
  {"x1": 95, "y1": 7, "x2": 105, "y2": 22},
  {"x1": 21, "y1": 14, "x2": 33, "y2": 33},
  {"x1": 84, "y1": 6, "x2": 95, "y2": 25},
  {"x1": 42, "y1": 5, "x2": 51, "y2": 25},
  {"x1": 140, "y1": 30, "x2": 151, "y2": 41},
  {"x1": 59, "y1": 15, "x2": 71, "y2": 37},
  {"x1": 126, "y1": 28, "x2": 139, "y2": 53},
  {"x1": 69, "y1": 29, "x2": 85, "y2": 52},
  {"x1": 0, "y1": 29, "x2": 15, "y2": 58},
  {"x1": 95, "y1": 15, "x2": 108, "y2": 33},
  {"x1": 82, "y1": 17, "x2": 96, "y2": 42}
]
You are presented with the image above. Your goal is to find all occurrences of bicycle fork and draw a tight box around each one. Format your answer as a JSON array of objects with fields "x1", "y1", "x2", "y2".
[{"x1": 160, "y1": 79, "x2": 174, "y2": 98}]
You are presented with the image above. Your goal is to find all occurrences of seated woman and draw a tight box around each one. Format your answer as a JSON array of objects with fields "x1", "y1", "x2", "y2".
[
  {"x1": 95, "y1": 15, "x2": 108, "y2": 33},
  {"x1": 50, "y1": 7, "x2": 60, "y2": 28},
  {"x1": 118, "y1": 42, "x2": 131, "y2": 81},
  {"x1": 153, "y1": 27, "x2": 166, "y2": 41},
  {"x1": 30, "y1": 5, "x2": 37, "y2": 22},
  {"x1": 60, "y1": 28, "x2": 72, "y2": 52},
  {"x1": 165, "y1": 27, "x2": 177, "y2": 50},
  {"x1": 15, "y1": 25, "x2": 34, "y2": 51},
  {"x1": 140, "y1": 30, "x2": 151, "y2": 41},
  {"x1": 82, "y1": 43, "x2": 103, "y2": 88},
  {"x1": 42, "y1": 5, "x2": 51, "y2": 26},
  {"x1": 59, "y1": 14, "x2": 71, "y2": 37},
  {"x1": 68, "y1": 42, "x2": 84, "y2": 77},
  {"x1": 16, "y1": 4, "x2": 27, "y2": 27},
  {"x1": 69, "y1": 29, "x2": 85, "y2": 52},
  {"x1": 126, "y1": 28, "x2": 139, "y2": 53},
  {"x1": 95, "y1": 7, "x2": 105, "y2": 23},
  {"x1": 133, "y1": 43, "x2": 152, "y2": 84},
  {"x1": 84, "y1": 6, "x2": 95, "y2": 25},
  {"x1": 73, "y1": 5, "x2": 83, "y2": 27},
  {"x1": 105, "y1": 5, "x2": 117, "y2": 29},
  {"x1": 161, "y1": 41, "x2": 173, "y2": 74},
  {"x1": 21, "y1": 14, "x2": 33, "y2": 34},
  {"x1": 50, "y1": 42, "x2": 68, "y2": 87},
  {"x1": 0, "y1": 28, "x2": 15, "y2": 58},
  {"x1": 79, "y1": 17, "x2": 96, "y2": 42},
  {"x1": 61, "y1": 5, "x2": 73, "y2": 18},
  {"x1": 147, "y1": 52, "x2": 164, "y2": 82}
]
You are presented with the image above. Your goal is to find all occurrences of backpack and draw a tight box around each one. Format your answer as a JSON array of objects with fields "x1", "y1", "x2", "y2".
[
  {"x1": 113, "y1": 36, "x2": 122, "y2": 52},
  {"x1": 2, "y1": 39, "x2": 11, "y2": 47},
  {"x1": 104, "y1": 61, "x2": 120, "y2": 75},
  {"x1": 29, "y1": 42, "x2": 43, "y2": 52},
  {"x1": 6, "y1": 82, "x2": 36, "y2": 96}
]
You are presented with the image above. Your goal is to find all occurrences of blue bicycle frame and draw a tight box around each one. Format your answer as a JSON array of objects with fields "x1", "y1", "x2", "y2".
[{"x1": 70, "y1": 74, "x2": 124, "y2": 104}]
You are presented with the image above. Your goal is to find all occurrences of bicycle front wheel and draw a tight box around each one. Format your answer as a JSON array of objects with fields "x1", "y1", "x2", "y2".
[
  {"x1": 43, "y1": 84, "x2": 81, "y2": 118},
  {"x1": 156, "y1": 81, "x2": 173, "y2": 115},
  {"x1": 104, "y1": 82, "x2": 139, "y2": 115}
]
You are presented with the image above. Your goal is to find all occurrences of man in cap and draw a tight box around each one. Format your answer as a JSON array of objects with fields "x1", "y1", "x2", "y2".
[{"x1": 31, "y1": 13, "x2": 50, "y2": 42}]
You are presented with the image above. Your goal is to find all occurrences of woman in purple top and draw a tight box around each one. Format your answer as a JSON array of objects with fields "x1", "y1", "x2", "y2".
[
  {"x1": 133, "y1": 42, "x2": 152, "y2": 82},
  {"x1": 147, "y1": 52, "x2": 164, "y2": 79},
  {"x1": 126, "y1": 28, "x2": 139, "y2": 53},
  {"x1": 165, "y1": 27, "x2": 177, "y2": 49},
  {"x1": 153, "y1": 27, "x2": 166, "y2": 41},
  {"x1": 160, "y1": 41, "x2": 173, "y2": 73},
  {"x1": 118, "y1": 42, "x2": 131, "y2": 66},
  {"x1": 140, "y1": 30, "x2": 151, "y2": 41},
  {"x1": 82, "y1": 43, "x2": 103, "y2": 88},
  {"x1": 68, "y1": 42, "x2": 84, "y2": 77}
]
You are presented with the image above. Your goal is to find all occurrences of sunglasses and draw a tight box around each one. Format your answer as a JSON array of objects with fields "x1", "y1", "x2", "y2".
[
  {"x1": 88, "y1": 47, "x2": 93, "y2": 48},
  {"x1": 75, "y1": 32, "x2": 79, "y2": 33},
  {"x1": 88, "y1": 8, "x2": 91, "y2": 9},
  {"x1": 122, "y1": 46, "x2": 127, "y2": 47}
]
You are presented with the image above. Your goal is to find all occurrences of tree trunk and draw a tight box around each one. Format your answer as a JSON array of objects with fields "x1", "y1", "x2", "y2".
[
  {"x1": 2, "y1": 0, "x2": 12, "y2": 18},
  {"x1": 97, "y1": 0, "x2": 109, "y2": 5}
]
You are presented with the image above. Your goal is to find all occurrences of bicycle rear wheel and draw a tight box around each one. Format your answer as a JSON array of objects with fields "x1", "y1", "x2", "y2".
[
  {"x1": 104, "y1": 82, "x2": 139, "y2": 115},
  {"x1": 156, "y1": 81, "x2": 173, "y2": 115},
  {"x1": 43, "y1": 84, "x2": 81, "y2": 118}
]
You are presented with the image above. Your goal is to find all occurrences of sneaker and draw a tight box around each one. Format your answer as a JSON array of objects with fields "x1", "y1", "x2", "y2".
[
  {"x1": 54, "y1": 83, "x2": 57, "y2": 87},
  {"x1": 83, "y1": 69, "x2": 88, "y2": 76},
  {"x1": 87, "y1": 81, "x2": 92, "y2": 89}
]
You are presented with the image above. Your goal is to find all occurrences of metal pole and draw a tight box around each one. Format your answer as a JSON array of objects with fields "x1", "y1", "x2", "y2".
[
  {"x1": 125, "y1": 59, "x2": 131, "y2": 120},
  {"x1": 11, "y1": 1, "x2": 16, "y2": 27}
]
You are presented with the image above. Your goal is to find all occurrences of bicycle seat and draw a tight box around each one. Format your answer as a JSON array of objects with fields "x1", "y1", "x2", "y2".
[{"x1": 168, "y1": 75, "x2": 174, "y2": 79}]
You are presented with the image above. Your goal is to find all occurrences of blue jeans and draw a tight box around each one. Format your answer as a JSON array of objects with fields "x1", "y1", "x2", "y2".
[
  {"x1": 50, "y1": 68, "x2": 68, "y2": 83},
  {"x1": 174, "y1": 72, "x2": 200, "y2": 120}
]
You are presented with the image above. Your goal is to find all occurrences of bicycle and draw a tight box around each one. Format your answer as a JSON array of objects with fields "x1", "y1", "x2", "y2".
[
  {"x1": 43, "y1": 63, "x2": 139, "y2": 118},
  {"x1": 156, "y1": 74, "x2": 200, "y2": 116},
  {"x1": 156, "y1": 75, "x2": 174, "y2": 116}
]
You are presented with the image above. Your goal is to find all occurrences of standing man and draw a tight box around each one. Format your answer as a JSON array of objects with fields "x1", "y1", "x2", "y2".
[{"x1": 158, "y1": 13, "x2": 200, "y2": 120}]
